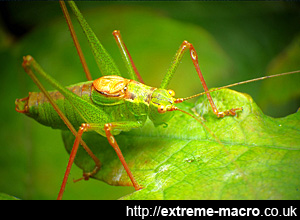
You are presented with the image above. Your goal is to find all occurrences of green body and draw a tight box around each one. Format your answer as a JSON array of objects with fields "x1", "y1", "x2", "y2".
[
  {"x1": 26, "y1": 81, "x2": 92, "y2": 130},
  {"x1": 22, "y1": 77, "x2": 175, "y2": 137}
]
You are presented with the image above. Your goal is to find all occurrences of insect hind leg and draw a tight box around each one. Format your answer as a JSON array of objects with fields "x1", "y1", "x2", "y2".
[{"x1": 112, "y1": 30, "x2": 144, "y2": 83}]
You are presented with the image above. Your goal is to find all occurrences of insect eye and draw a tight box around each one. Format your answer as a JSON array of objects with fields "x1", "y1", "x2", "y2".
[
  {"x1": 168, "y1": 89, "x2": 175, "y2": 97},
  {"x1": 158, "y1": 105, "x2": 167, "y2": 113}
]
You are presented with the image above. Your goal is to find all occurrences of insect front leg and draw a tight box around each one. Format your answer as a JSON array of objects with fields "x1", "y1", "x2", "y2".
[{"x1": 161, "y1": 41, "x2": 242, "y2": 118}]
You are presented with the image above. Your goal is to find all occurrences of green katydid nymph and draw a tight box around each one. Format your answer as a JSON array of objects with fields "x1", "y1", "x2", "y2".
[{"x1": 14, "y1": 1, "x2": 300, "y2": 200}]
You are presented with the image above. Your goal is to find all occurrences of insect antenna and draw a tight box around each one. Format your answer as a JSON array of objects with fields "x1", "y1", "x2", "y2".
[
  {"x1": 172, "y1": 107, "x2": 222, "y2": 145},
  {"x1": 170, "y1": 106, "x2": 228, "y2": 148},
  {"x1": 175, "y1": 70, "x2": 300, "y2": 103}
]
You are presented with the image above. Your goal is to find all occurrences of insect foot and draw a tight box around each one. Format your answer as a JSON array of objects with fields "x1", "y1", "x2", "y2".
[
  {"x1": 22, "y1": 55, "x2": 33, "y2": 70},
  {"x1": 73, "y1": 165, "x2": 101, "y2": 183},
  {"x1": 217, "y1": 107, "x2": 243, "y2": 118}
]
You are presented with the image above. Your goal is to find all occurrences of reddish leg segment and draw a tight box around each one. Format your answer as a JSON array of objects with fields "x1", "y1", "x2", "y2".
[
  {"x1": 112, "y1": 30, "x2": 144, "y2": 83},
  {"x1": 161, "y1": 41, "x2": 242, "y2": 118},
  {"x1": 57, "y1": 124, "x2": 90, "y2": 200},
  {"x1": 104, "y1": 122, "x2": 142, "y2": 191},
  {"x1": 60, "y1": 1, "x2": 92, "y2": 81},
  {"x1": 58, "y1": 121, "x2": 142, "y2": 200},
  {"x1": 21, "y1": 56, "x2": 101, "y2": 200},
  {"x1": 183, "y1": 41, "x2": 242, "y2": 117},
  {"x1": 57, "y1": 123, "x2": 102, "y2": 200}
]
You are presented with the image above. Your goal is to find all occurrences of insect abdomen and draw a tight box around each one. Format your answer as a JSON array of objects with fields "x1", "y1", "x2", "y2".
[{"x1": 16, "y1": 82, "x2": 93, "y2": 130}]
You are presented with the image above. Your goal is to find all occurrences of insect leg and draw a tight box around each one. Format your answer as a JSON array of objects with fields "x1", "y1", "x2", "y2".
[
  {"x1": 186, "y1": 42, "x2": 243, "y2": 117},
  {"x1": 58, "y1": 123, "x2": 93, "y2": 200},
  {"x1": 22, "y1": 56, "x2": 101, "y2": 167},
  {"x1": 59, "y1": 120, "x2": 143, "y2": 197},
  {"x1": 67, "y1": 1, "x2": 121, "y2": 77},
  {"x1": 160, "y1": 41, "x2": 189, "y2": 90},
  {"x1": 59, "y1": 0, "x2": 92, "y2": 81},
  {"x1": 104, "y1": 121, "x2": 143, "y2": 191},
  {"x1": 161, "y1": 41, "x2": 242, "y2": 118},
  {"x1": 112, "y1": 30, "x2": 144, "y2": 83},
  {"x1": 22, "y1": 56, "x2": 102, "y2": 199}
]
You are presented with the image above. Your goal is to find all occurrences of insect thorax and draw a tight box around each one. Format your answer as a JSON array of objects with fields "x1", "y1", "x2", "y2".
[{"x1": 92, "y1": 75, "x2": 175, "y2": 127}]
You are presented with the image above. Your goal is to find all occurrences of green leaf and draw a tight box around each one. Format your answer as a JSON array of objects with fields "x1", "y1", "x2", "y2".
[{"x1": 63, "y1": 88, "x2": 300, "y2": 199}]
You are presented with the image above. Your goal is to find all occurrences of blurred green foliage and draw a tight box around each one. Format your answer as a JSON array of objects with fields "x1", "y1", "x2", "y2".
[{"x1": 0, "y1": 1, "x2": 299, "y2": 199}]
